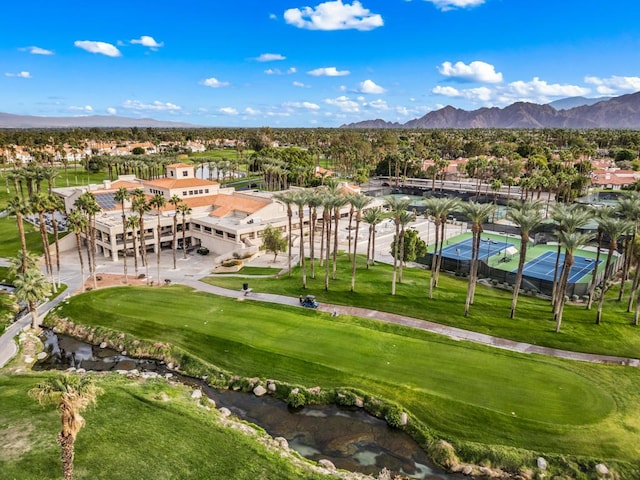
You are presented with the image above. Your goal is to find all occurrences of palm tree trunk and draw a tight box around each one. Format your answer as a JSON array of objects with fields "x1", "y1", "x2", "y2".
[
  {"x1": 310, "y1": 209, "x2": 316, "y2": 279},
  {"x1": 510, "y1": 239, "x2": 528, "y2": 319},
  {"x1": 391, "y1": 221, "x2": 400, "y2": 295},
  {"x1": 52, "y1": 215, "x2": 61, "y2": 288},
  {"x1": 121, "y1": 214, "x2": 129, "y2": 284},
  {"x1": 596, "y1": 250, "x2": 614, "y2": 325},
  {"x1": 181, "y1": 216, "x2": 187, "y2": 260},
  {"x1": 627, "y1": 262, "x2": 640, "y2": 312},
  {"x1": 350, "y1": 216, "x2": 361, "y2": 291},
  {"x1": 435, "y1": 220, "x2": 447, "y2": 287},
  {"x1": 555, "y1": 257, "x2": 573, "y2": 332},
  {"x1": 74, "y1": 233, "x2": 86, "y2": 293},
  {"x1": 319, "y1": 215, "x2": 325, "y2": 268},
  {"x1": 618, "y1": 235, "x2": 634, "y2": 301},
  {"x1": 324, "y1": 211, "x2": 331, "y2": 290},
  {"x1": 172, "y1": 216, "x2": 177, "y2": 270},
  {"x1": 429, "y1": 220, "x2": 440, "y2": 299},
  {"x1": 332, "y1": 210, "x2": 340, "y2": 280},
  {"x1": 398, "y1": 226, "x2": 406, "y2": 283},
  {"x1": 299, "y1": 211, "x2": 306, "y2": 288},
  {"x1": 366, "y1": 224, "x2": 373, "y2": 269},
  {"x1": 551, "y1": 244, "x2": 562, "y2": 306},
  {"x1": 587, "y1": 232, "x2": 603, "y2": 310}
]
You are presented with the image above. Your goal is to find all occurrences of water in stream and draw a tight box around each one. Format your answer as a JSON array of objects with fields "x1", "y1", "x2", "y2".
[{"x1": 34, "y1": 331, "x2": 465, "y2": 480}]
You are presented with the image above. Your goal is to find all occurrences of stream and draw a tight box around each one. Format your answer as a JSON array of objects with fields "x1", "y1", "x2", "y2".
[{"x1": 34, "y1": 331, "x2": 466, "y2": 480}]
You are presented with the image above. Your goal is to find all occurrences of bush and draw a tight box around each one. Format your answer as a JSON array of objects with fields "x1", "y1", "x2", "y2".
[
  {"x1": 287, "y1": 389, "x2": 306, "y2": 408},
  {"x1": 384, "y1": 405, "x2": 405, "y2": 428},
  {"x1": 222, "y1": 259, "x2": 242, "y2": 268}
]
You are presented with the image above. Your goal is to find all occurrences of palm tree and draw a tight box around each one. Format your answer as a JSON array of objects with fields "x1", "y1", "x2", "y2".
[
  {"x1": 31, "y1": 192, "x2": 53, "y2": 282},
  {"x1": 114, "y1": 187, "x2": 131, "y2": 284},
  {"x1": 13, "y1": 265, "x2": 52, "y2": 331},
  {"x1": 554, "y1": 231, "x2": 594, "y2": 332},
  {"x1": 387, "y1": 197, "x2": 411, "y2": 295},
  {"x1": 75, "y1": 192, "x2": 101, "y2": 291},
  {"x1": 332, "y1": 194, "x2": 349, "y2": 280},
  {"x1": 362, "y1": 206, "x2": 386, "y2": 268},
  {"x1": 67, "y1": 209, "x2": 88, "y2": 293},
  {"x1": 47, "y1": 194, "x2": 65, "y2": 288},
  {"x1": 321, "y1": 193, "x2": 335, "y2": 290},
  {"x1": 274, "y1": 191, "x2": 295, "y2": 277},
  {"x1": 7, "y1": 196, "x2": 31, "y2": 273},
  {"x1": 131, "y1": 189, "x2": 151, "y2": 279},
  {"x1": 615, "y1": 193, "x2": 640, "y2": 302},
  {"x1": 595, "y1": 217, "x2": 631, "y2": 325},
  {"x1": 396, "y1": 209, "x2": 416, "y2": 283},
  {"x1": 586, "y1": 207, "x2": 615, "y2": 310},
  {"x1": 424, "y1": 197, "x2": 460, "y2": 299},
  {"x1": 306, "y1": 191, "x2": 323, "y2": 279},
  {"x1": 506, "y1": 200, "x2": 544, "y2": 319},
  {"x1": 168, "y1": 194, "x2": 182, "y2": 270},
  {"x1": 126, "y1": 214, "x2": 140, "y2": 276},
  {"x1": 292, "y1": 190, "x2": 309, "y2": 288},
  {"x1": 459, "y1": 202, "x2": 496, "y2": 316},
  {"x1": 149, "y1": 193, "x2": 166, "y2": 285},
  {"x1": 177, "y1": 204, "x2": 192, "y2": 260},
  {"x1": 349, "y1": 194, "x2": 372, "y2": 291},
  {"x1": 29, "y1": 375, "x2": 102, "y2": 480}
]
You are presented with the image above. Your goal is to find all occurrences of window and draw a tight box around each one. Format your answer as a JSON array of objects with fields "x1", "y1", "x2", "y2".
[
  {"x1": 182, "y1": 171, "x2": 188, "y2": 177},
  {"x1": 215, "y1": 229, "x2": 223, "y2": 237},
  {"x1": 203, "y1": 226, "x2": 212, "y2": 234},
  {"x1": 169, "y1": 171, "x2": 175, "y2": 177},
  {"x1": 183, "y1": 191, "x2": 187, "y2": 196}
]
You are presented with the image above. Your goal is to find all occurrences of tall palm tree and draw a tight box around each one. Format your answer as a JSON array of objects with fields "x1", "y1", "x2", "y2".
[
  {"x1": 424, "y1": 197, "x2": 460, "y2": 299},
  {"x1": 615, "y1": 193, "x2": 640, "y2": 302},
  {"x1": 292, "y1": 190, "x2": 309, "y2": 288},
  {"x1": 306, "y1": 191, "x2": 323, "y2": 279},
  {"x1": 595, "y1": 217, "x2": 631, "y2": 325},
  {"x1": 75, "y1": 192, "x2": 101, "y2": 291},
  {"x1": 274, "y1": 191, "x2": 295, "y2": 277},
  {"x1": 30, "y1": 375, "x2": 102, "y2": 480},
  {"x1": 396, "y1": 209, "x2": 416, "y2": 283},
  {"x1": 459, "y1": 202, "x2": 496, "y2": 316},
  {"x1": 168, "y1": 194, "x2": 182, "y2": 270},
  {"x1": 362, "y1": 206, "x2": 386, "y2": 269},
  {"x1": 332, "y1": 194, "x2": 349, "y2": 280},
  {"x1": 67, "y1": 209, "x2": 88, "y2": 293},
  {"x1": 114, "y1": 187, "x2": 131, "y2": 284},
  {"x1": 506, "y1": 200, "x2": 544, "y2": 319},
  {"x1": 587, "y1": 207, "x2": 615, "y2": 310},
  {"x1": 177, "y1": 204, "x2": 192, "y2": 260},
  {"x1": 387, "y1": 197, "x2": 411, "y2": 295},
  {"x1": 349, "y1": 194, "x2": 372, "y2": 292},
  {"x1": 131, "y1": 189, "x2": 151, "y2": 278},
  {"x1": 13, "y1": 264, "x2": 52, "y2": 331},
  {"x1": 7, "y1": 196, "x2": 31, "y2": 273},
  {"x1": 126, "y1": 214, "x2": 140, "y2": 276},
  {"x1": 554, "y1": 231, "x2": 594, "y2": 332},
  {"x1": 31, "y1": 192, "x2": 53, "y2": 281},
  {"x1": 149, "y1": 193, "x2": 166, "y2": 285},
  {"x1": 47, "y1": 194, "x2": 65, "y2": 288}
]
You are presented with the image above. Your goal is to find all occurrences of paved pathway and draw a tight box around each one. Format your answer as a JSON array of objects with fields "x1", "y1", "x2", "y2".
[{"x1": 2, "y1": 248, "x2": 640, "y2": 369}]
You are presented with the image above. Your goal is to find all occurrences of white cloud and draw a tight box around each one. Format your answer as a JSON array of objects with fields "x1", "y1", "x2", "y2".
[
  {"x1": 367, "y1": 99, "x2": 389, "y2": 110},
  {"x1": 432, "y1": 85, "x2": 493, "y2": 101},
  {"x1": 201, "y1": 77, "x2": 230, "y2": 88},
  {"x1": 287, "y1": 67, "x2": 297, "y2": 74},
  {"x1": 359, "y1": 79, "x2": 386, "y2": 94},
  {"x1": 584, "y1": 75, "x2": 640, "y2": 95},
  {"x1": 130, "y1": 36, "x2": 163, "y2": 49},
  {"x1": 269, "y1": 13, "x2": 277, "y2": 20},
  {"x1": 293, "y1": 81, "x2": 310, "y2": 88},
  {"x1": 438, "y1": 61, "x2": 503, "y2": 83},
  {"x1": 424, "y1": 0, "x2": 485, "y2": 11},
  {"x1": 284, "y1": 0, "x2": 383, "y2": 31},
  {"x1": 245, "y1": 107, "x2": 261, "y2": 115},
  {"x1": 122, "y1": 100, "x2": 181, "y2": 111},
  {"x1": 507, "y1": 77, "x2": 589, "y2": 98},
  {"x1": 107, "y1": 107, "x2": 117, "y2": 115},
  {"x1": 307, "y1": 66, "x2": 350, "y2": 77},
  {"x1": 256, "y1": 53, "x2": 286, "y2": 62},
  {"x1": 284, "y1": 101, "x2": 321, "y2": 110},
  {"x1": 69, "y1": 105, "x2": 94, "y2": 112},
  {"x1": 219, "y1": 107, "x2": 238, "y2": 115},
  {"x1": 74, "y1": 40, "x2": 121, "y2": 57},
  {"x1": 324, "y1": 95, "x2": 360, "y2": 112},
  {"x1": 21, "y1": 46, "x2": 54, "y2": 55},
  {"x1": 264, "y1": 69, "x2": 281, "y2": 75},
  {"x1": 5, "y1": 71, "x2": 31, "y2": 78}
]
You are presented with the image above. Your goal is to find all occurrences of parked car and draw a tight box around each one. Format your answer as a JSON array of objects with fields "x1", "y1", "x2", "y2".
[{"x1": 197, "y1": 246, "x2": 209, "y2": 255}]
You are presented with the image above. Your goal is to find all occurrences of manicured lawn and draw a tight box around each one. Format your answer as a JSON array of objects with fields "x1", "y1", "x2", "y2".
[
  {"x1": 216, "y1": 266, "x2": 282, "y2": 276},
  {"x1": 0, "y1": 374, "x2": 326, "y2": 480},
  {"x1": 50, "y1": 286, "x2": 640, "y2": 466},
  {"x1": 204, "y1": 254, "x2": 640, "y2": 359}
]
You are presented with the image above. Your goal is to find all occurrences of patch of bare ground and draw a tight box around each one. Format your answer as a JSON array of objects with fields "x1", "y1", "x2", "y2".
[
  {"x1": 0, "y1": 421, "x2": 34, "y2": 461},
  {"x1": 83, "y1": 273, "x2": 150, "y2": 291}
]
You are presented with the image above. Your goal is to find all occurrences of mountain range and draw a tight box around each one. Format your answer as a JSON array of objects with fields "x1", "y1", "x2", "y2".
[
  {"x1": 342, "y1": 92, "x2": 640, "y2": 129},
  {"x1": 0, "y1": 112, "x2": 197, "y2": 129}
]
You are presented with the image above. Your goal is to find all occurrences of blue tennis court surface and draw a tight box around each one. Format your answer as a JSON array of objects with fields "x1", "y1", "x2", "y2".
[
  {"x1": 517, "y1": 251, "x2": 600, "y2": 283},
  {"x1": 440, "y1": 237, "x2": 513, "y2": 261}
]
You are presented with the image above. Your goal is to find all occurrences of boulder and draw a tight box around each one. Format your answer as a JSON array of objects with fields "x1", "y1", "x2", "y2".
[
  {"x1": 76, "y1": 368, "x2": 86, "y2": 374},
  {"x1": 399, "y1": 412, "x2": 408, "y2": 426},
  {"x1": 99, "y1": 342, "x2": 107, "y2": 349},
  {"x1": 219, "y1": 407, "x2": 231, "y2": 417},
  {"x1": 274, "y1": 437, "x2": 289, "y2": 450},
  {"x1": 462, "y1": 466, "x2": 473, "y2": 475},
  {"x1": 595, "y1": 464, "x2": 609, "y2": 475},
  {"x1": 253, "y1": 385, "x2": 267, "y2": 397},
  {"x1": 36, "y1": 352, "x2": 47, "y2": 360},
  {"x1": 318, "y1": 459, "x2": 336, "y2": 471},
  {"x1": 354, "y1": 397, "x2": 364, "y2": 408},
  {"x1": 191, "y1": 389, "x2": 203, "y2": 399},
  {"x1": 24, "y1": 356, "x2": 34, "y2": 363},
  {"x1": 267, "y1": 381, "x2": 277, "y2": 392},
  {"x1": 537, "y1": 457, "x2": 548, "y2": 470}
]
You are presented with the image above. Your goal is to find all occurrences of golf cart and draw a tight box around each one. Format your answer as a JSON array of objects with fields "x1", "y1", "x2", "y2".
[{"x1": 300, "y1": 294, "x2": 318, "y2": 308}]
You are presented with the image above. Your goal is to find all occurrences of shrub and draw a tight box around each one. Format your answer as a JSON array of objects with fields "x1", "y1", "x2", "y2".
[
  {"x1": 287, "y1": 390, "x2": 306, "y2": 408},
  {"x1": 384, "y1": 405, "x2": 405, "y2": 428}
]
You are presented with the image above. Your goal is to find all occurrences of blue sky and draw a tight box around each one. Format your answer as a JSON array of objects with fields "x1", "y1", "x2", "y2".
[{"x1": 2, "y1": 0, "x2": 640, "y2": 127}]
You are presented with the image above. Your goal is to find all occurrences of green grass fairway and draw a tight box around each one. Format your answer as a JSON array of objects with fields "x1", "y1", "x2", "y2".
[
  {"x1": 204, "y1": 255, "x2": 640, "y2": 359},
  {"x1": 50, "y1": 286, "x2": 640, "y2": 465},
  {"x1": 0, "y1": 374, "x2": 325, "y2": 480}
]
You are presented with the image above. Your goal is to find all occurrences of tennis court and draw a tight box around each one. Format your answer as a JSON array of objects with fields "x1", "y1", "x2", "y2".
[
  {"x1": 518, "y1": 251, "x2": 600, "y2": 283},
  {"x1": 441, "y1": 237, "x2": 513, "y2": 261}
]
